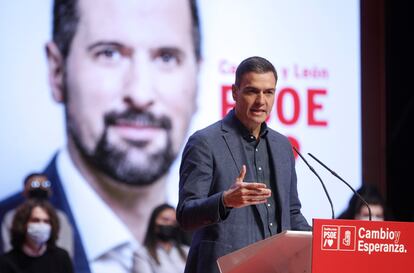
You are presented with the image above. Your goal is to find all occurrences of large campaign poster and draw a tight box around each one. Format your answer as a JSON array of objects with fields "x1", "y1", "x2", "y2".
[{"x1": 0, "y1": 0, "x2": 360, "y2": 223}]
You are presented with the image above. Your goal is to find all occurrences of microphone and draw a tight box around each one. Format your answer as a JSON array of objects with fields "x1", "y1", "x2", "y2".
[
  {"x1": 293, "y1": 146, "x2": 335, "y2": 219},
  {"x1": 308, "y1": 153, "x2": 372, "y2": 221}
]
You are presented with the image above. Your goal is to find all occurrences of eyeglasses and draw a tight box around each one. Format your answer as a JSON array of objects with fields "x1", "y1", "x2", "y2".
[{"x1": 30, "y1": 180, "x2": 51, "y2": 189}]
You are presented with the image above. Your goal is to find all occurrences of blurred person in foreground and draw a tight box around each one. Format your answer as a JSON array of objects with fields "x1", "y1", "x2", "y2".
[
  {"x1": 142, "y1": 204, "x2": 188, "y2": 273},
  {"x1": 0, "y1": 200, "x2": 73, "y2": 273},
  {"x1": 0, "y1": 0, "x2": 201, "y2": 272},
  {"x1": 338, "y1": 184, "x2": 391, "y2": 221},
  {"x1": 177, "y1": 56, "x2": 311, "y2": 273},
  {"x1": 1, "y1": 173, "x2": 73, "y2": 257}
]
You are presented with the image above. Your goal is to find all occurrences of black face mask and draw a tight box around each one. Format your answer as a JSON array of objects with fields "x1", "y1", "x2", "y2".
[
  {"x1": 27, "y1": 189, "x2": 49, "y2": 200},
  {"x1": 155, "y1": 225, "x2": 179, "y2": 242}
]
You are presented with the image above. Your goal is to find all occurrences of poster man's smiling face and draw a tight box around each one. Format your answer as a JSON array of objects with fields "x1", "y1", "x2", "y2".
[{"x1": 52, "y1": 0, "x2": 199, "y2": 185}]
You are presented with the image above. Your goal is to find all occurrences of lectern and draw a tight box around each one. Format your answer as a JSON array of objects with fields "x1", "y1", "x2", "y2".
[
  {"x1": 217, "y1": 219, "x2": 414, "y2": 273},
  {"x1": 217, "y1": 230, "x2": 312, "y2": 273}
]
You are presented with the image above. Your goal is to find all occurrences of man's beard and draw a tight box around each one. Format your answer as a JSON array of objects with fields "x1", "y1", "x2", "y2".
[{"x1": 68, "y1": 109, "x2": 176, "y2": 186}]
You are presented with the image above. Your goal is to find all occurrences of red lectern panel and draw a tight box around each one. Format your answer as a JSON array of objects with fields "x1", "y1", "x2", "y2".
[
  {"x1": 312, "y1": 219, "x2": 414, "y2": 273},
  {"x1": 217, "y1": 230, "x2": 312, "y2": 273}
]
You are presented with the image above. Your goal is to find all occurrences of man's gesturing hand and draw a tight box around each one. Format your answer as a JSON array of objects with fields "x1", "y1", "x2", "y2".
[{"x1": 223, "y1": 165, "x2": 271, "y2": 208}]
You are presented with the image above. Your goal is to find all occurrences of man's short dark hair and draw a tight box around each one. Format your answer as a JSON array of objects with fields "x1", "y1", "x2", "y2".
[
  {"x1": 52, "y1": 0, "x2": 202, "y2": 61},
  {"x1": 234, "y1": 56, "x2": 278, "y2": 87},
  {"x1": 11, "y1": 200, "x2": 60, "y2": 249}
]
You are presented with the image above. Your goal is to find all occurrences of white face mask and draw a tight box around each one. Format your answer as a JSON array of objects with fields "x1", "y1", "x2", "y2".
[{"x1": 27, "y1": 222, "x2": 51, "y2": 245}]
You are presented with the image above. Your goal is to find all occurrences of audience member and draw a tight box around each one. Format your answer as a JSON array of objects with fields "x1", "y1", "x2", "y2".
[
  {"x1": 0, "y1": 199, "x2": 73, "y2": 273},
  {"x1": 338, "y1": 184, "x2": 390, "y2": 221},
  {"x1": 1, "y1": 173, "x2": 73, "y2": 257},
  {"x1": 143, "y1": 204, "x2": 188, "y2": 273}
]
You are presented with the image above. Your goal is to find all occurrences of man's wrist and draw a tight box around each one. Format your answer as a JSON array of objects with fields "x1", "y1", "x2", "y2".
[
  {"x1": 222, "y1": 191, "x2": 229, "y2": 208},
  {"x1": 219, "y1": 192, "x2": 232, "y2": 220}
]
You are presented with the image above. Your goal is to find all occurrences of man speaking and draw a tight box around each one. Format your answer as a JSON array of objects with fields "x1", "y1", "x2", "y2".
[{"x1": 177, "y1": 56, "x2": 311, "y2": 273}]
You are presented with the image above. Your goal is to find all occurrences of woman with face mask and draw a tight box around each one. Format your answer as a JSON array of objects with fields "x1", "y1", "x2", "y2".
[
  {"x1": 0, "y1": 199, "x2": 73, "y2": 273},
  {"x1": 143, "y1": 204, "x2": 189, "y2": 273}
]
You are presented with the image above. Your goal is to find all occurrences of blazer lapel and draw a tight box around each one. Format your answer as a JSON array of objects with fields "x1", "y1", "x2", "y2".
[
  {"x1": 221, "y1": 111, "x2": 246, "y2": 173},
  {"x1": 45, "y1": 155, "x2": 92, "y2": 273},
  {"x1": 222, "y1": 132, "x2": 244, "y2": 173},
  {"x1": 267, "y1": 133, "x2": 289, "y2": 227}
]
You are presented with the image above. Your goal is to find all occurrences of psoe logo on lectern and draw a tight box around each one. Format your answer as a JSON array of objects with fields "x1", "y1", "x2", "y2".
[
  {"x1": 321, "y1": 225, "x2": 356, "y2": 251},
  {"x1": 322, "y1": 225, "x2": 339, "y2": 250},
  {"x1": 338, "y1": 226, "x2": 356, "y2": 251}
]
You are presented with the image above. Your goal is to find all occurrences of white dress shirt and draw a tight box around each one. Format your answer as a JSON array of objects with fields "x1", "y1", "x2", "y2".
[{"x1": 57, "y1": 148, "x2": 146, "y2": 273}]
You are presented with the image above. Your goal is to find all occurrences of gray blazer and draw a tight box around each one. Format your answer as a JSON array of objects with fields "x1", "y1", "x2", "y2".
[{"x1": 177, "y1": 110, "x2": 311, "y2": 273}]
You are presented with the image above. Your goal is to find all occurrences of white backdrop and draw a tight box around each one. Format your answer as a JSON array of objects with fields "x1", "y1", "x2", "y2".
[{"x1": 0, "y1": 0, "x2": 361, "y2": 223}]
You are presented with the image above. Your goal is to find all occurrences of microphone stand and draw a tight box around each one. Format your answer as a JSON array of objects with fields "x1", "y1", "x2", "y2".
[
  {"x1": 308, "y1": 153, "x2": 372, "y2": 221},
  {"x1": 293, "y1": 147, "x2": 335, "y2": 219}
]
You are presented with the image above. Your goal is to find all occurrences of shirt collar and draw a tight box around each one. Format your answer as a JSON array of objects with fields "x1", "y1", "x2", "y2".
[
  {"x1": 56, "y1": 148, "x2": 138, "y2": 262},
  {"x1": 229, "y1": 109, "x2": 269, "y2": 141}
]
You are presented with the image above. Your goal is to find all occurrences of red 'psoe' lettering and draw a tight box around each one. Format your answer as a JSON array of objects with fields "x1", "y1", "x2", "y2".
[
  {"x1": 308, "y1": 89, "x2": 328, "y2": 126},
  {"x1": 277, "y1": 87, "x2": 300, "y2": 125}
]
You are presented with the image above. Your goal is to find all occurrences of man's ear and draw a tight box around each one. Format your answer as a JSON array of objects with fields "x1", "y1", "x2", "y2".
[
  {"x1": 46, "y1": 42, "x2": 65, "y2": 103},
  {"x1": 231, "y1": 84, "x2": 238, "y2": 101}
]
